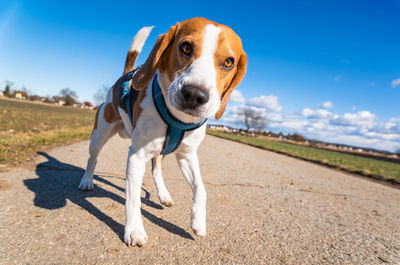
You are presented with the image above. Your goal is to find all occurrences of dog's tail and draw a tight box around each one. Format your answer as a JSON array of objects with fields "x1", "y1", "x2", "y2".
[{"x1": 123, "y1": 26, "x2": 154, "y2": 75}]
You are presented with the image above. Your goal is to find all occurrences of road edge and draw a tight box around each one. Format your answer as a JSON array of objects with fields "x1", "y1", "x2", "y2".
[{"x1": 206, "y1": 133, "x2": 400, "y2": 189}]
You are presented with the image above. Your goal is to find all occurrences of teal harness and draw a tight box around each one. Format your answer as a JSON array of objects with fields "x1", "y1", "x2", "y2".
[{"x1": 120, "y1": 71, "x2": 207, "y2": 155}]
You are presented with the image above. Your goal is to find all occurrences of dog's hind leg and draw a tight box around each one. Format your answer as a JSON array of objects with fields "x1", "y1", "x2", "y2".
[
  {"x1": 78, "y1": 103, "x2": 122, "y2": 191},
  {"x1": 151, "y1": 155, "x2": 174, "y2": 207}
]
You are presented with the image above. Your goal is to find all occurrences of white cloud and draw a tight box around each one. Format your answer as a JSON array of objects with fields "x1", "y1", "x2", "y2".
[
  {"x1": 268, "y1": 107, "x2": 400, "y2": 152},
  {"x1": 391, "y1": 78, "x2": 400, "y2": 88},
  {"x1": 212, "y1": 94, "x2": 400, "y2": 152},
  {"x1": 266, "y1": 112, "x2": 284, "y2": 122},
  {"x1": 317, "y1": 101, "x2": 333, "y2": 109},
  {"x1": 317, "y1": 134, "x2": 399, "y2": 153},
  {"x1": 301, "y1": 108, "x2": 314, "y2": 117},
  {"x1": 270, "y1": 119, "x2": 309, "y2": 131},
  {"x1": 331, "y1": 111, "x2": 375, "y2": 128},
  {"x1": 230, "y1": 90, "x2": 245, "y2": 103},
  {"x1": 219, "y1": 104, "x2": 268, "y2": 125},
  {"x1": 247, "y1": 95, "x2": 282, "y2": 112},
  {"x1": 301, "y1": 108, "x2": 332, "y2": 119},
  {"x1": 218, "y1": 105, "x2": 243, "y2": 124},
  {"x1": 333, "y1": 75, "x2": 342, "y2": 81},
  {"x1": 362, "y1": 131, "x2": 400, "y2": 141},
  {"x1": 370, "y1": 118, "x2": 400, "y2": 136}
]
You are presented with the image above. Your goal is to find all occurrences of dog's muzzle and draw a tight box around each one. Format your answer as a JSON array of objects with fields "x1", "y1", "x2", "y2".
[{"x1": 179, "y1": 85, "x2": 209, "y2": 110}]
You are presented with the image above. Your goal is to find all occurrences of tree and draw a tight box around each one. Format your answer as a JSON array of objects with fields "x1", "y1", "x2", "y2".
[
  {"x1": 60, "y1": 88, "x2": 77, "y2": 98},
  {"x1": 396, "y1": 147, "x2": 400, "y2": 158},
  {"x1": 64, "y1": 95, "x2": 75, "y2": 106},
  {"x1": 93, "y1": 85, "x2": 109, "y2": 106},
  {"x1": 240, "y1": 107, "x2": 253, "y2": 131},
  {"x1": 29, "y1": 95, "x2": 41, "y2": 101},
  {"x1": 4, "y1": 81, "x2": 13, "y2": 97},
  {"x1": 288, "y1": 133, "x2": 306, "y2": 142},
  {"x1": 252, "y1": 112, "x2": 267, "y2": 133},
  {"x1": 43, "y1": 96, "x2": 51, "y2": 103},
  {"x1": 59, "y1": 88, "x2": 77, "y2": 106},
  {"x1": 52, "y1": 95, "x2": 63, "y2": 102},
  {"x1": 239, "y1": 107, "x2": 267, "y2": 133}
]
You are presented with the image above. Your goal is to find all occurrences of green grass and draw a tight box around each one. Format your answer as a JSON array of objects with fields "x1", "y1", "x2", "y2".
[
  {"x1": 0, "y1": 97, "x2": 95, "y2": 164},
  {"x1": 207, "y1": 130, "x2": 400, "y2": 183}
]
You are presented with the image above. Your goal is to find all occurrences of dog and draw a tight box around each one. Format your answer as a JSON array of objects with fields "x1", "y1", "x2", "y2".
[{"x1": 78, "y1": 17, "x2": 247, "y2": 247}]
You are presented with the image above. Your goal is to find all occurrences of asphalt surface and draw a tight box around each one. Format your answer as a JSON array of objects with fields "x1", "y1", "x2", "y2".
[{"x1": 1, "y1": 135, "x2": 399, "y2": 264}]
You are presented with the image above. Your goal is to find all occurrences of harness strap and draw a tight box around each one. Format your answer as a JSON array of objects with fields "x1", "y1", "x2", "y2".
[
  {"x1": 120, "y1": 71, "x2": 135, "y2": 125},
  {"x1": 120, "y1": 70, "x2": 207, "y2": 156},
  {"x1": 152, "y1": 75, "x2": 207, "y2": 155}
]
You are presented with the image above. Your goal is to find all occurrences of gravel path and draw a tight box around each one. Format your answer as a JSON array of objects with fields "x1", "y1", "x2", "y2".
[{"x1": 1, "y1": 135, "x2": 399, "y2": 264}]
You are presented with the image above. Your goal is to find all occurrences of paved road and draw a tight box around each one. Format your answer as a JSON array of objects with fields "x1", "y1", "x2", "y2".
[{"x1": 1, "y1": 135, "x2": 399, "y2": 264}]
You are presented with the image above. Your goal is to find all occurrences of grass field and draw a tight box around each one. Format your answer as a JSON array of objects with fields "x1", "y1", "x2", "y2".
[
  {"x1": 0, "y1": 97, "x2": 95, "y2": 164},
  {"x1": 207, "y1": 130, "x2": 400, "y2": 183}
]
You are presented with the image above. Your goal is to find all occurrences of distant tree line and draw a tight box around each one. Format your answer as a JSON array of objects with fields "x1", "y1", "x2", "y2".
[
  {"x1": 2, "y1": 80, "x2": 112, "y2": 108},
  {"x1": 1, "y1": 80, "x2": 96, "y2": 108}
]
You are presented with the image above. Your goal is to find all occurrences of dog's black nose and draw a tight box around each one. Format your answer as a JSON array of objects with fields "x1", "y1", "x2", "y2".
[{"x1": 181, "y1": 85, "x2": 209, "y2": 109}]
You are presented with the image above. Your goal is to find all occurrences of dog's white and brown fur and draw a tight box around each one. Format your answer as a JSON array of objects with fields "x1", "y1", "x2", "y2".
[{"x1": 78, "y1": 17, "x2": 247, "y2": 247}]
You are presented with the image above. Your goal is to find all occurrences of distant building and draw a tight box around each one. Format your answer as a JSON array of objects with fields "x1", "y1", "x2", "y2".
[
  {"x1": 71, "y1": 101, "x2": 94, "y2": 109},
  {"x1": 13, "y1": 91, "x2": 28, "y2": 100},
  {"x1": 73, "y1": 103, "x2": 84, "y2": 109},
  {"x1": 29, "y1": 95, "x2": 42, "y2": 101},
  {"x1": 208, "y1": 124, "x2": 235, "y2": 133},
  {"x1": 83, "y1": 101, "x2": 94, "y2": 110},
  {"x1": 52, "y1": 96, "x2": 66, "y2": 105},
  {"x1": 0, "y1": 91, "x2": 4, "y2": 97}
]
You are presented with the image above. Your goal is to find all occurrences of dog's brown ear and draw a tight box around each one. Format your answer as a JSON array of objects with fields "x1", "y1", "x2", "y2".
[
  {"x1": 215, "y1": 51, "x2": 247, "y2": 120},
  {"x1": 131, "y1": 25, "x2": 178, "y2": 90}
]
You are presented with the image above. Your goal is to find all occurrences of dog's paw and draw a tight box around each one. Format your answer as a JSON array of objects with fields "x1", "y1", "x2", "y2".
[
  {"x1": 78, "y1": 177, "x2": 94, "y2": 191},
  {"x1": 191, "y1": 210, "x2": 206, "y2": 237},
  {"x1": 191, "y1": 223, "x2": 206, "y2": 237},
  {"x1": 161, "y1": 199, "x2": 174, "y2": 207},
  {"x1": 124, "y1": 227, "x2": 148, "y2": 247},
  {"x1": 159, "y1": 192, "x2": 174, "y2": 207}
]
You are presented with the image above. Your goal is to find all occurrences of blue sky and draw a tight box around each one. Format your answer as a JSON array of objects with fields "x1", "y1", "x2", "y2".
[{"x1": 1, "y1": 0, "x2": 400, "y2": 152}]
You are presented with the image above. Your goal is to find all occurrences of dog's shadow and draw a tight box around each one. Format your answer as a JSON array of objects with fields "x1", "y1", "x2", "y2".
[{"x1": 24, "y1": 152, "x2": 193, "y2": 242}]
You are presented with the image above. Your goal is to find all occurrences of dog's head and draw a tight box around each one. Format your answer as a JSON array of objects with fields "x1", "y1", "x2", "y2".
[{"x1": 132, "y1": 17, "x2": 247, "y2": 123}]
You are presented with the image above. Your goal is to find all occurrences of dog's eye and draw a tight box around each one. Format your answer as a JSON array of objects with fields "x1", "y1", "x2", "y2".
[
  {"x1": 224, "y1": 58, "x2": 234, "y2": 70},
  {"x1": 179, "y1": 42, "x2": 192, "y2": 57}
]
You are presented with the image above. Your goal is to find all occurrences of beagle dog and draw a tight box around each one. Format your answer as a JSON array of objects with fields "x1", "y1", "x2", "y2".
[{"x1": 78, "y1": 17, "x2": 247, "y2": 247}]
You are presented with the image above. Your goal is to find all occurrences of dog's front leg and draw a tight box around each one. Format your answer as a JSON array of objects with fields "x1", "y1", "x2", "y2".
[
  {"x1": 124, "y1": 146, "x2": 148, "y2": 247},
  {"x1": 176, "y1": 151, "x2": 206, "y2": 237}
]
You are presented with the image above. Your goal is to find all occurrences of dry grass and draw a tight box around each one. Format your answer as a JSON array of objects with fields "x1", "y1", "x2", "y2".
[{"x1": 0, "y1": 97, "x2": 95, "y2": 164}]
